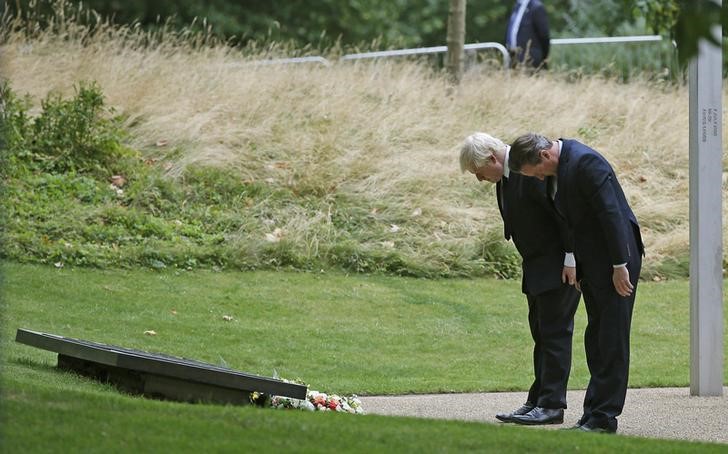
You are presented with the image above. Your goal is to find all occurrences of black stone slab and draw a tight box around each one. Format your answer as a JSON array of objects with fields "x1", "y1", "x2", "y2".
[{"x1": 15, "y1": 328, "x2": 307, "y2": 404}]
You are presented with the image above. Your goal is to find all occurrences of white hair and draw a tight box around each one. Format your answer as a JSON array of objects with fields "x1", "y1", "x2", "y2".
[{"x1": 459, "y1": 132, "x2": 506, "y2": 173}]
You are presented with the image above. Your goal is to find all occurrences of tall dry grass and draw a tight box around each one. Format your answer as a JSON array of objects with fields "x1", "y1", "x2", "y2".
[{"x1": 1, "y1": 6, "x2": 726, "y2": 278}]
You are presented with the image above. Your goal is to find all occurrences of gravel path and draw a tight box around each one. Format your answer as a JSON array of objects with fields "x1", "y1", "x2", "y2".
[{"x1": 359, "y1": 387, "x2": 728, "y2": 445}]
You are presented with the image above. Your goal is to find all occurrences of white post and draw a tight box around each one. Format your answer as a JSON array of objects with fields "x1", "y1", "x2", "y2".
[{"x1": 688, "y1": 1, "x2": 724, "y2": 397}]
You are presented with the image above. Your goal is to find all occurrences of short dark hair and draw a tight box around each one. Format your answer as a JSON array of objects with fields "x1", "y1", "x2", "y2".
[{"x1": 508, "y1": 133, "x2": 552, "y2": 173}]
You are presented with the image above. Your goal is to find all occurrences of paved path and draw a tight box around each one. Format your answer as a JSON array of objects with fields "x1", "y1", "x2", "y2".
[{"x1": 359, "y1": 387, "x2": 728, "y2": 445}]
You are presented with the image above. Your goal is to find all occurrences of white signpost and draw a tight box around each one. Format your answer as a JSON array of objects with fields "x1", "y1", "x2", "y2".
[{"x1": 688, "y1": 3, "x2": 724, "y2": 396}]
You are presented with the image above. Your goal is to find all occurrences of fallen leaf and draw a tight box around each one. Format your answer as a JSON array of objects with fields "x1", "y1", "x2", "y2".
[
  {"x1": 222, "y1": 315, "x2": 233, "y2": 321},
  {"x1": 390, "y1": 224, "x2": 400, "y2": 233},
  {"x1": 411, "y1": 208, "x2": 422, "y2": 217},
  {"x1": 144, "y1": 330, "x2": 157, "y2": 336},
  {"x1": 156, "y1": 139, "x2": 168, "y2": 147},
  {"x1": 110, "y1": 175, "x2": 126, "y2": 187},
  {"x1": 265, "y1": 228, "x2": 285, "y2": 242}
]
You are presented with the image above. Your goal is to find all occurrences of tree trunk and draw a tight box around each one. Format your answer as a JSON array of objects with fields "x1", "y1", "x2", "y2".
[{"x1": 446, "y1": 0, "x2": 467, "y2": 84}]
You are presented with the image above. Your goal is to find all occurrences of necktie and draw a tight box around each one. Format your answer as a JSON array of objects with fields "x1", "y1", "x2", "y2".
[
  {"x1": 507, "y1": 0, "x2": 530, "y2": 49},
  {"x1": 499, "y1": 176, "x2": 508, "y2": 216},
  {"x1": 547, "y1": 176, "x2": 557, "y2": 200},
  {"x1": 498, "y1": 177, "x2": 510, "y2": 239}
]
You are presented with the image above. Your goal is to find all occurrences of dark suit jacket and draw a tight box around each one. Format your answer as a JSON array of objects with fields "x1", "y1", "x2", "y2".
[
  {"x1": 505, "y1": 0, "x2": 550, "y2": 67},
  {"x1": 554, "y1": 140, "x2": 644, "y2": 286},
  {"x1": 497, "y1": 171, "x2": 573, "y2": 296}
]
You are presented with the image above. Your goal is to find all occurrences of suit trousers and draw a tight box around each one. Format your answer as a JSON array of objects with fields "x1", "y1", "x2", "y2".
[
  {"x1": 525, "y1": 283, "x2": 581, "y2": 409},
  {"x1": 578, "y1": 233, "x2": 642, "y2": 431}
]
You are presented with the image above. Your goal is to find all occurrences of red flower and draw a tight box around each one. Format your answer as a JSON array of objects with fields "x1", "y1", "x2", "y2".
[{"x1": 328, "y1": 400, "x2": 339, "y2": 410}]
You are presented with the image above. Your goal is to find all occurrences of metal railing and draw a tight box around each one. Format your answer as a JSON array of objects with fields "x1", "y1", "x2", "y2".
[
  {"x1": 247, "y1": 36, "x2": 665, "y2": 69},
  {"x1": 249, "y1": 56, "x2": 331, "y2": 66},
  {"x1": 341, "y1": 42, "x2": 510, "y2": 68},
  {"x1": 550, "y1": 35, "x2": 663, "y2": 46}
]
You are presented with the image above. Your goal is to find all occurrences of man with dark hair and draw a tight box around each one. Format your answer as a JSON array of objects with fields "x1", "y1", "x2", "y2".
[
  {"x1": 508, "y1": 133, "x2": 644, "y2": 433},
  {"x1": 459, "y1": 132, "x2": 580, "y2": 426},
  {"x1": 505, "y1": 0, "x2": 550, "y2": 69}
]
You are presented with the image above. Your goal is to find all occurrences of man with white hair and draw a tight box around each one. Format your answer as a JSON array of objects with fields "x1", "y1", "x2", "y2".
[{"x1": 459, "y1": 132, "x2": 580, "y2": 425}]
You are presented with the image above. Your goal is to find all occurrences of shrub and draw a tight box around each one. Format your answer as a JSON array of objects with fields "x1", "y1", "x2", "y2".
[{"x1": 1, "y1": 82, "x2": 137, "y2": 176}]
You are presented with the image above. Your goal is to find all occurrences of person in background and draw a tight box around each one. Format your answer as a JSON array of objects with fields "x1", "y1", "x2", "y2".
[
  {"x1": 459, "y1": 132, "x2": 580, "y2": 426},
  {"x1": 505, "y1": 0, "x2": 550, "y2": 69},
  {"x1": 508, "y1": 133, "x2": 644, "y2": 433}
]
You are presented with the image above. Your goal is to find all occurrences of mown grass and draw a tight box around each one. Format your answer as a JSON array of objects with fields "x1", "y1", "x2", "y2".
[
  {"x1": 7, "y1": 380, "x2": 726, "y2": 454},
  {"x1": 3, "y1": 263, "x2": 728, "y2": 452},
  {"x1": 4, "y1": 263, "x2": 728, "y2": 394},
  {"x1": 4, "y1": 379, "x2": 725, "y2": 453}
]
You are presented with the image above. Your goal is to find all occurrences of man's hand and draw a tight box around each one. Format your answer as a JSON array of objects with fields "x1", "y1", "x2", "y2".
[
  {"x1": 562, "y1": 266, "x2": 576, "y2": 285},
  {"x1": 612, "y1": 266, "x2": 633, "y2": 297}
]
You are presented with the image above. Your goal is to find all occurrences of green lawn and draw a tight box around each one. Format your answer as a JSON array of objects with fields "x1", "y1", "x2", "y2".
[{"x1": 2, "y1": 263, "x2": 727, "y2": 452}]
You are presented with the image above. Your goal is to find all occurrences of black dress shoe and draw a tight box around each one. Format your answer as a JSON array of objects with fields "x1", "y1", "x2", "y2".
[
  {"x1": 495, "y1": 402, "x2": 534, "y2": 422},
  {"x1": 511, "y1": 407, "x2": 564, "y2": 425},
  {"x1": 578, "y1": 423, "x2": 616, "y2": 434}
]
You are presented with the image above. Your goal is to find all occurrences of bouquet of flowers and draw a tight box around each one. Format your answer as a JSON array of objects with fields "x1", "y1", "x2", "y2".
[{"x1": 251, "y1": 387, "x2": 365, "y2": 414}]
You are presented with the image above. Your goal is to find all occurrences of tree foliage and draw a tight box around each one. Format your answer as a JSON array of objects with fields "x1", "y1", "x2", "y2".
[
  {"x1": 632, "y1": 0, "x2": 725, "y2": 65},
  {"x1": 3, "y1": 0, "x2": 568, "y2": 49},
  {"x1": 5, "y1": 0, "x2": 722, "y2": 69}
]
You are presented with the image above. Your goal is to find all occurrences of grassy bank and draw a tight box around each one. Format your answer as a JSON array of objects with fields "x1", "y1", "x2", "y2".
[
  {"x1": 1, "y1": 10, "x2": 727, "y2": 279},
  {"x1": 4, "y1": 263, "x2": 727, "y2": 394}
]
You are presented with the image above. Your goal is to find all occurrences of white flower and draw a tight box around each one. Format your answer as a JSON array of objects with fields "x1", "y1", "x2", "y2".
[{"x1": 301, "y1": 400, "x2": 315, "y2": 411}]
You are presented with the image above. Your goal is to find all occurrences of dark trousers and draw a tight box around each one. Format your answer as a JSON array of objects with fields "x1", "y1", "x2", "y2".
[
  {"x1": 525, "y1": 283, "x2": 581, "y2": 409},
  {"x1": 579, "y1": 235, "x2": 642, "y2": 431}
]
